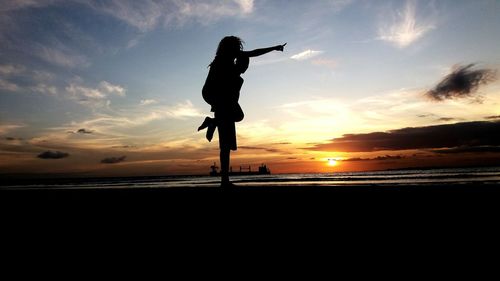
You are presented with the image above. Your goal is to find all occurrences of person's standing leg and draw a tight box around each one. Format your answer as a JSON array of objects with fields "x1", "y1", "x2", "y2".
[
  {"x1": 217, "y1": 112, "x2": 236, "y2": 188},
  {"x1": 220, "y1": 148, "x2": 230, "y2": 186}
]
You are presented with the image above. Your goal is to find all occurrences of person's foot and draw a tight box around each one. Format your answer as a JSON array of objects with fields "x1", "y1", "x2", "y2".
[
  {"x1": 220, "y1": 181, "x2": 237, "y2": 189},
  {"x1": 206, "y1": 123, "x2": 216, "y2": 142},
  {"x1": 198, "y1": 117, "x2": 213, "y2": 131}
]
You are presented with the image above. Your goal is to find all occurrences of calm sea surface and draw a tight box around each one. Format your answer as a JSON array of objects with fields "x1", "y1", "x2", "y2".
[{"x1": 2, "y1": 166, "x2": 500, "y2": 190}]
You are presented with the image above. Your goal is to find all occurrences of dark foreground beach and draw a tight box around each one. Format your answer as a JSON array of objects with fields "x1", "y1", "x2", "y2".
[
  {"x1": 3, "y1": 181, "x2": 500, "y2": 237},
  {"x1": 2, "y1": 182, "x2": 500, "y2": 196}
]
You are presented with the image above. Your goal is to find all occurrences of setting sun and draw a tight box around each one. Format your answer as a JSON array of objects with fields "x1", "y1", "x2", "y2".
[{"x1": 327, "y1": 158, "x2": 338, "y2": 166}]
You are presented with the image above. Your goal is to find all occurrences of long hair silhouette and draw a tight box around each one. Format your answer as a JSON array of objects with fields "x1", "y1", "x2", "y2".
[{"x1": 216, "y1": 36, "x2": 243, "y2": 57}]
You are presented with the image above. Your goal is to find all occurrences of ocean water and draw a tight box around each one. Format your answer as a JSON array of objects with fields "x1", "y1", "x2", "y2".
[{"x1": 2, "y1": 166, "x2": 500, "y2": 190}]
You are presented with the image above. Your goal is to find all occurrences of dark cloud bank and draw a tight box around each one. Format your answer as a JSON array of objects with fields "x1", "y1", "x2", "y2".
[
  {"x1": 426, "y1": 64, "x2": 496, "y2": 101},
  {"x1": 312, "y1": 121, "x2": 500, "y2": 153},
  {"x1": 37, "y1": 150, "x2": 69, "y2": 159},
  {"x1": 101, "y1": 156, "x2": 126, "y2": 164}
]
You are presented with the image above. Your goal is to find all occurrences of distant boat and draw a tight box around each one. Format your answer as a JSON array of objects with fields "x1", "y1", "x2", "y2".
[{"x1": 209, "y1": 163, "x2": 271, "y2": 176}]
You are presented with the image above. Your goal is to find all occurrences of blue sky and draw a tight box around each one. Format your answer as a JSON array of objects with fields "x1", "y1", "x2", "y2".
[{"x1": 1, "y1": 0, "x2": 499, "y2": 175}]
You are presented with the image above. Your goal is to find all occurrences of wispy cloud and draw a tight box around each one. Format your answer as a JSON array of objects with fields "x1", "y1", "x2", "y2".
[
  {"x1": 165, "y1": 100, "x2": 204, "y2": 119},
  {"x1": 84, "y1": 0, "x2": 163, "y2": 32},
  {"x1": 65, "y1": 80, "x2": 126, "y2": 106},
  {"x1": 166, "y1": 0, "x2": 254, "y2": 26},
  {"x1": 34, "y1": 43, "x2": 89, "y2": 68},
  {"x1": 378, "y1": 0, "x2": 435, "y2": 48},
  {"x1": 66, "y1": 84, "x2": 105, "y2": 99},
  {"x1": 0, "y1": 78, "x2": 20, "y2": 92},
  {"x1": 83, "y1": 0, "x2": 254, "y2": 32},
  {"x1": 0, "y1": 64, "x2": 25, "y2": 76},
  {"x1": 0, "y1": 0, "x2": 57, "y2": 12},
  {"x1": 311, "y1": 58, "x2": 338, "y2": 69},
  {"x1": 98, "y1": 81, "x2": 125, "y2": 97},
  {"x1": 290, "y1": 49, "x2": 324, "y2": 61},
  {"x1": 0, "y1": 65, "x2": 23, "y2": 92},
  {"x1": 56, "y1": 100, "x2": 203, "y2": 139},
  {"x1": 330, "y1": 0, "x2": 354, "y2": 12},
  {"x1": 126, "y1": 37, "x2": 142, "y2": 49},
  {"x1": 140, "y1": 99, "x2": 158, "y2": 106},
  {"x1": 0, "y1": 124, "x2": 25, "y2": 135},
  {"x1": 0, "y1": 64, "x2": 59, "y2": 94},
  {"x1": 237, "y1": 0, "x2": 254, "y2": 14},
  {"x1": 30, "y1": 83, "x2": 58, "y2": 96}
]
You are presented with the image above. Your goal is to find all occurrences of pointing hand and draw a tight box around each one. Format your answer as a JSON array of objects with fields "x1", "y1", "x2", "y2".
[{"x1": 276, "y1": 43, "x2": 287, "y2": 52}]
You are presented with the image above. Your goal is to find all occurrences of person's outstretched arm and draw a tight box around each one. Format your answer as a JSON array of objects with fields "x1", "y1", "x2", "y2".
[{"x1": 242, "y1": 43, "x2": 286, "y2": 57}]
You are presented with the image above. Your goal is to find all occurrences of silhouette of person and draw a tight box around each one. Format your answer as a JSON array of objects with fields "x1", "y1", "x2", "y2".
[{"x1": 198, "y1": 36, "x2": 286, "y2": 187}]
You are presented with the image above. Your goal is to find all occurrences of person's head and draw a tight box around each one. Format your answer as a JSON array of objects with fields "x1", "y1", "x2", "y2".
[
  {"x1": 235, "y1": 55, "x2": 249, "y2": 74},
  {"x1": 216, "y1": 36, "x2": 244, "y2": 59}
]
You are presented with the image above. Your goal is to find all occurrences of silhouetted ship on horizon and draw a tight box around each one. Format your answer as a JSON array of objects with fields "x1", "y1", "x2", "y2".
[{"x1": 209, "y1": 163, "x2": 271, "y2": 176}]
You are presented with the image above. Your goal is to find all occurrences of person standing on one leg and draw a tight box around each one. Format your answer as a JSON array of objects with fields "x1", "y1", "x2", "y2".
[{"x1": 199, "y1": 36, "x2": 286, "y2": 187}]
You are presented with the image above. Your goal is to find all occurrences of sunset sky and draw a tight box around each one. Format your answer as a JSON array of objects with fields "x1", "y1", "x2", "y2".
[{"x1": 1, "y1": 0, "x2": 499, "y2": 177}]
